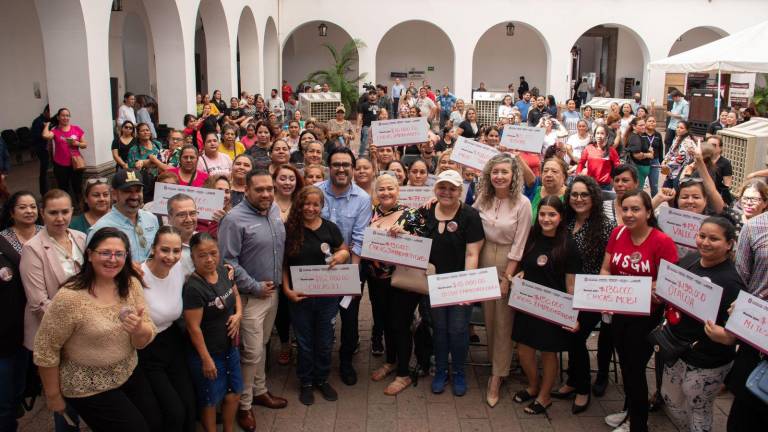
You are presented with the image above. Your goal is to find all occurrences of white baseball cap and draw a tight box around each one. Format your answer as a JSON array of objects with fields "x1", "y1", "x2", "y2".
[{"x1": 435, "y1": 169, "x2": 463, "y2": 187}]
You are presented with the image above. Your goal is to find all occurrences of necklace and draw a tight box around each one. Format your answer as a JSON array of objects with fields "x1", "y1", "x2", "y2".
[{"x1": 50, "y1": 232, "x2": 73, "y2": 260}]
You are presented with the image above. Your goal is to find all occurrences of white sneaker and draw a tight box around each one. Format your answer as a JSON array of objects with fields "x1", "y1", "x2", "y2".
[
  {"x1": 605, "y1": 411, "x2": 628, "y2": 428},
  {"x1": 611, "y1": 421, "x2": 630, "y2": 432}
]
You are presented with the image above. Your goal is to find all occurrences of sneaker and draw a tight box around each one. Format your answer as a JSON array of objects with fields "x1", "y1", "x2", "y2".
[
  {"x1": 611, "y1": 421, "x2": 631, "y2": 432},
  {"x1": 314, "y1": 382, "x2": 338, "y2": 401},
  {"x1": 431, "y1": 369, "x2": 449, "y2": 394},
  {"x1": 371, "y1": 338, "x2": 384, "y2": 357},
  {"x1": 605, "y1": 411, "x2": 628, "y2": 428},
  {"x1": 299, "y1": 385, "x2": 314, "y2": 406},
  {"x1": 452, "y1": 371, "x2": 467, "y2": 397}
]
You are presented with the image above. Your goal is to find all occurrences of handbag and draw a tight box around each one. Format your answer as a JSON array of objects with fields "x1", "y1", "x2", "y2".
[
  {"x1": 746, "y1": 360, "x2": 768, "y2": 403},
  {"x1": 647, "y1": 320, "x2": 696, "y2": 367},
  {"x1": 391, "y1": 263, "x2": 436, "y2": 295},
  {"x1": 70, "y1": 154, "x2": 86, "y2": 171}
]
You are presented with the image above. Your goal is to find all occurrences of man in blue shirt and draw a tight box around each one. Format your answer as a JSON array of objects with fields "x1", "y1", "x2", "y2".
[
  {"x1": 515, "y1": 91, "x2": 532, "y2": 120},
  {"x1": 87, "y1": 169, "x2": 159, "y2": 262},
  {"x1": 317, "y1": 147, "x2": 372, "y2": 385},
  {"x1": 664, "y1": 89, "x2": 690, "y2": 153},
  {"x1": 391, "y1": 78, "x2": 405, "y2": 118},
  {"x1": 437, "y1": 86, "x2": 457, "y2": 128}
]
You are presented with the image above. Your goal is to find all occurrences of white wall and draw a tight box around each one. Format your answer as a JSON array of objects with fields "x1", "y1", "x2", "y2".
[
  {"x1": 472, "y1": 24, "x2": 548, "y2": 93},
  {"x1": 123, "y1": 13, "x2": 152, "y2": 95},
  {"x1": 668, "y1": 27, "x2": 725, "y2": 56},
  {"x1": 376, "y1": 22, "x2": 454, "y2": 90},
  {"x1": 282, "y1": 22, "x2": 356, "y2": 88},
  {"x1": 0, "y1": 0, "x2": 47, "y2": 131},
  {"x1": 614, "y1": 27, "x2": 646, "y2": 98}
]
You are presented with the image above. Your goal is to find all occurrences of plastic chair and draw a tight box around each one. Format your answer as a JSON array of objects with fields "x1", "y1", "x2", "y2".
[{"x1": 16, "y1": 127, "x2": 33, "y2": 163}]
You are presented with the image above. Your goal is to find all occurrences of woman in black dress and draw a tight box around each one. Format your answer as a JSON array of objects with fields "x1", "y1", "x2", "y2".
[{"x1": 512, "y1": 195, "x2": 581, "y2": 415}]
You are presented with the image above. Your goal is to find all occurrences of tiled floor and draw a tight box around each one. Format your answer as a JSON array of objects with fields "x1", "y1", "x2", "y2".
[{"x1": 10, "y1": 158, "x2": 731, "y2": 431}]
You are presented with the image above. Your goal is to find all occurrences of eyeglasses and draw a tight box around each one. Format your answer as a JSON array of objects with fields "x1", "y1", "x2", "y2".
[
  {"x1": 173, "y1": 211, "x2": 199, "y2": 220},
  {"x1": 330, "y1": 162, "x2": 353, "y2": 169},
  {"x1": 86, "y1": 177, "x2": 108, "y2": 185},
  {"x1": 134, "y1": 224, "x2": 148, "y2": 249},
  {"x1": 94, "y1": 250, "x2": 127, "y2": 261},
  {"x1": 742, "y1": 196, "x2": 764, "y2": 204},
  {"x1": 569, "y1": 192, "x2": 591, "y2": 200}
]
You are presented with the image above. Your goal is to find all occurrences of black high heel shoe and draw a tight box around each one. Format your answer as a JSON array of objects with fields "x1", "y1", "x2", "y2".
[{"x1": 572, "y1": 393, "x2": 591, "y2": 414}]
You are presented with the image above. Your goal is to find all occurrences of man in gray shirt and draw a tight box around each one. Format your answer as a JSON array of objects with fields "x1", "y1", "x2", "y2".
[{"x1": 218, "y1": 170, "x2": 287, "y2": 431}]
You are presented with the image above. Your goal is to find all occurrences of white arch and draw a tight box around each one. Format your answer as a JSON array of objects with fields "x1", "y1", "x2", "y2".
[
  {"x1": 281, "y1": 20, "x2": 356, "y2": 89},
  {"x1": 237, "y1": 6, "x2": 260, "y2": 95},
  {"x1": 376, "y1": 20, "x2": 456, "y2": 90},
  {"x1": 197, "y1": 0, "x2": 234, "y2": 97},
  {"x1": 263, "y1": 16, "x2": 279, "y2": 95},
  {"x1": 472, "y1": 21, "x2": 551, "y2": 93},
  {"x1": 667, "y1": 26, "x2": 728, "y2": 56}
]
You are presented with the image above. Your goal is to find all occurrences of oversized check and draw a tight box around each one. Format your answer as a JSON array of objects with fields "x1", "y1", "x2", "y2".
[
  {"x1": 371, "y1": 117, "x2": 429, "y2": 147},
  {"x1": 573, "y1": 275, "x2": 653, "y2": 315},
  {"x1": 509, "y1": 278, "x2": 578, "y2": 328},
  {"x1": 150, "y1": 183, "x2": 224, "y2": 220},
  {"x1": 397, "y1": 186, "x2": 433, "y2": 209},
  {"x1": 657, "y1": 206, "x2": 706, "y2": 249},
  {"x1": 450, "y1": 136, "x2": 500, "y2": 171},
  {"x1": 656, "y1": 260, "x2": 723, "y2": 323},
  {"x1": 360, "y1": 227, "x2": 432, "y2": 269},
  {"x1": 289, "y1": 264, "x2": 361, "y2": 297},
  {"x1": 428, "y1": 267, "x2": 501, "y2": 307},
  {"x1": 725, "y1": 291, "x2": 768, "y2": 354},
  {"x1": 500, "y1": 124, "x2": 546, "y2": 154}
]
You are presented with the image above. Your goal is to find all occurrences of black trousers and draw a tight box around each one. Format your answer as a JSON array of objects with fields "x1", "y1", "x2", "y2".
[
  {"x1": 275, "y1": 289, "x2": 291, "y2": 344},
  {"x1": 368, "y1": 276, "x2": 421, "y2": 377},
  {"x1": 138, "y1": 325, "x2": 196, "y2": 432},
  {"x1": 339, "y1": 287, "x2": 362, "y2": 368},
  {"x1": 565, "y1": 311, "x2": 614, "y2": 394},
  {"x1": 664, "y1": 128, "x2": 676, "y2": 157},
  {"x1": 52, "y1": 162, "x2": 83, "y2": 205},
  {"x1": 367, "y1": 275, "x2": 387, "y2": 343},
  {"x1": 36, "y1": 145, "x2": 49, "y2": 196},
  {"x1": 66, "y1": 366, "x2": 162, "y2": 432},
  {"x1": 612, "y1": 309, "x2": 662, "y2": 432}
]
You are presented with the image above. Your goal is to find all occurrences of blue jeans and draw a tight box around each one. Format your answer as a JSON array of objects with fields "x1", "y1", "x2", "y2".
[
  {"x1": 359, "y1": 126, "x2": 370, "y2": 157},
  {"x1": 0, "y1": 348, "x2": 29, "y2": 432},
  {"x1": 430, "y1": 305, "x2": 472, "y2": 374},
  {"x1": 290, "y1": 297, "x2": 339, "y2": 386},
  {"x1": 649, "y1": 162, "x2": 661, "y2": 197}
]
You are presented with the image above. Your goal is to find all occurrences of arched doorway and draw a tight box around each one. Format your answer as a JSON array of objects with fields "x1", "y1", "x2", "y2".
[
  {"x1": 472, "y1": 22, "x2": 549, "y2": 94},
  {"x1": 668, "y1": 26, "x2": 727, "y2": 56},
  {"x1": 264, "y1": 17, "x2": 279, "y2": 95},
  {"x1": 570, "y1": 24, "x2": 649, "y2": 100},
  {"x1": 236, "y1": 7, "x2": 260, "y2": 96},
  {"x1": 376, "y1": 21, "x2": 455, "y2": 91},
  {"x1": 281, "y1": 21, "x2": 356, "y2": 91},
  {"x1": 195, "y1": 0, "x2": 234, "y2": 98}
]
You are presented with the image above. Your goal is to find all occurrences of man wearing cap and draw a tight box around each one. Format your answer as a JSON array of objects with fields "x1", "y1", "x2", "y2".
[
  {"x1": 328, "y1": 105, "x2": 354, "y2": 147},
  {"x1": 437, "y1": 86, "x2": 457, "y2": 129},
  {"x1": 664, "y1": 89, "x2": 689, "y2": 154},
  {"x1": 87, "y1": 169, "x2": 159, "y2": 262},
  {"x1": 356, "y1": 91, "x2": 380, "y2": 157}
]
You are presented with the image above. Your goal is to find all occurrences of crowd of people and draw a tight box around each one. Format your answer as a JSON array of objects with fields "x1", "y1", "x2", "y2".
[{"x1": 0, "y1": 80, "x2": 766, "y2": 432}]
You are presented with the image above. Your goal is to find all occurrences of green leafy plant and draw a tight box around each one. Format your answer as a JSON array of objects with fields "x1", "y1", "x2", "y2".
[
  {"x1": 306, "y1": 39, "x2": 368, "y2": 117},
  {"x1": 753, "y1": 74, "x2": 768, "y2": 116}
]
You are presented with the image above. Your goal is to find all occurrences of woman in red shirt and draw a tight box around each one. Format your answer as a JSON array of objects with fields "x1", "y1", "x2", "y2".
[
  {"x1": 43, "y1": 108, "x2": 88, "y2": 204},
  {"x1": 599, "y1": 190, "x2": 678, "y2": 432},
  {"x1": 577, "y1": 125, "x2": 619, "y2": 191},
  {"x1": 167, "y1": 145, "x2": 209, "y2": 187}
]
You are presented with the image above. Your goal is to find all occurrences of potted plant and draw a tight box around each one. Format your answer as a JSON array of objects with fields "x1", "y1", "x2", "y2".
[{"x1": 306, "y1": 39, "x2": 368, "y2": 117}]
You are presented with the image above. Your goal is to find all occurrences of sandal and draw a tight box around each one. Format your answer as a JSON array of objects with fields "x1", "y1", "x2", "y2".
[
  {"x1": 384, "y1": 376, "x2": 412, "y2": 396},
  {"x1": 371, "y1": 363, "x2": 396, "y2": 382},
  {"x1": 524, "y1": 400, "x2": 552, "y2": 415},
  {"x1": 278, "y1": 349, "x2": 291, "y2": 366},
  {"x1": 513, "y1": 389, "x2": 536, "y2": 404}
]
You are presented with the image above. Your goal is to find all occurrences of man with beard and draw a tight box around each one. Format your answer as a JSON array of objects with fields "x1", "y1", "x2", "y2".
[
  {"x1": 317, "y1": 147, "x2": 372, "y2": 385},
  {"x1": 217, "y1": 170, "x2": 287, "y2": 432},
  {"x1": 527, "y1": 95, "x2": 548, "y2": 126},
  {"x1": 87, "y1": 169, "x2": 158, "y2": 262}
]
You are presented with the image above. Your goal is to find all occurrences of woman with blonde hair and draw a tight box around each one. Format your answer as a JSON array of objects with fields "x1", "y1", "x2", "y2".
[{"x1": 472, "y1": 154, "x2": 531, "y2": 407}]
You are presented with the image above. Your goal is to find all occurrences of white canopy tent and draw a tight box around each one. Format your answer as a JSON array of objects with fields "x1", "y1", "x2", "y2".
[{"x1": 648, "y1": 20, "x2": 768, "y2": 110}]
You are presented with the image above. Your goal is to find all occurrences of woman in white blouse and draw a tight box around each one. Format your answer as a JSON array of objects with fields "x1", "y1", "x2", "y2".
[
  {"x1": 472, "y1": 154, "x2": 532, "y2": 407},
  {"x1": 497, "y1": 95, "x2": 515, "y2": 120}
]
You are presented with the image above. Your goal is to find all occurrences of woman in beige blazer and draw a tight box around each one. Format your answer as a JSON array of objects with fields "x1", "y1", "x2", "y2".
[{"x1": 20, "y1": 189, "x2": 86, "y2": 350}]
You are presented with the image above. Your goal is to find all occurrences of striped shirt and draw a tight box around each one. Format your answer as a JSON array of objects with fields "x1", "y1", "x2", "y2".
[{"x1": 735, "y1": 211, "x2": 768, "y2": 298}]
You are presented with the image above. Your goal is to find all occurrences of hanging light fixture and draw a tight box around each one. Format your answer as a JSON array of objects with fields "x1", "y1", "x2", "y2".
[
  {"x1": 318, "y1": 23, "x2": 328, "y2": 37},
  {"x1": 506, "y1": 22, "x2": 515, "y2": 37},
  {"x1": 111, "y1": 0, "x2": 123, "y2": 12}
]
